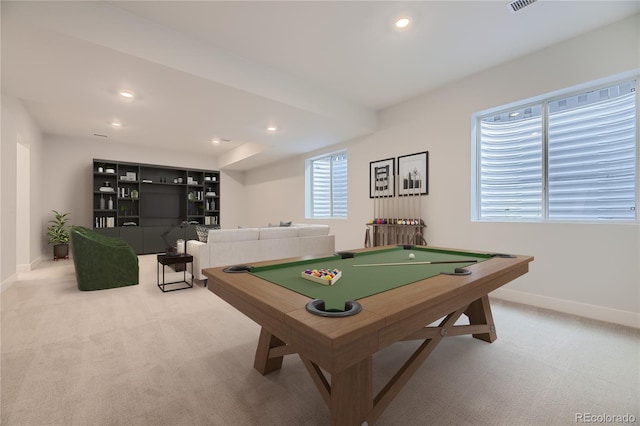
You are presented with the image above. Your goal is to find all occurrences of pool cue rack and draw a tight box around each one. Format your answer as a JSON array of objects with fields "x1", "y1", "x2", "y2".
[
  {"x1": 366, "y1": 169, "x2": 427, "y2": 247},
  {"x1": 365, "y1": 222, "x2": 426, "y2": 247}
]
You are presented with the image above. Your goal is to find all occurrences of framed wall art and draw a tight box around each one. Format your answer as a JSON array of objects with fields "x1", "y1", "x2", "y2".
[
  {"x1": 397, "y1": 151, "x2": 428, "y2": 195},
  {"x1": 369, "y1": 158, "x2": 395, "y2": 198}
]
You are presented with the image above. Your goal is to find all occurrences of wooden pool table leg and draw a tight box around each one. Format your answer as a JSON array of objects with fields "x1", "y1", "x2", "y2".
[
  {"x1": 464, "y1": 295, "x2": 497, "y2": 343},
  {"x1": 329, "y1": 357, "x2": 373, "y2": 426},
  {"x1": 254, "y1": 328, "x2": 287, "y2": 374},
  {"x1": 299, "y1": 355, "x2": 373, "y2": 426}
]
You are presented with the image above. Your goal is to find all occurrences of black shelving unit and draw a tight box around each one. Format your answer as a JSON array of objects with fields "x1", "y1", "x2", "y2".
[{"x1": 93, "y1": 159, "x2": 220, "y2": 254}]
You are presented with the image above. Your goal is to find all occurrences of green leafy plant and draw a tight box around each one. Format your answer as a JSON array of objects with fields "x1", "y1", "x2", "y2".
[{"x1": 47, "y1": 210, "x2": 70, "y2": 244}]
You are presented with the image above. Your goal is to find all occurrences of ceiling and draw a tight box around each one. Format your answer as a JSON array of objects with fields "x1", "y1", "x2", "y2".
[{"x1": 2, "y1": 1, "x2": 638, "y2": 171}]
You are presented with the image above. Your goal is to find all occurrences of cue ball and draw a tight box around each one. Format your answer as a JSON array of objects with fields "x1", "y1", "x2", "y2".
[{"x1": 409, "y1": 253, "x2": 415, "y2": 259}]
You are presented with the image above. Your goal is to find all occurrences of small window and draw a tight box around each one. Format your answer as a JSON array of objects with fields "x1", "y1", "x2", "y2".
[
  {"x1": 306, "y1": 151, "x2": 348, "y2": 218},
  {"x1": 473, "y1": 77, "x2": 637, "y2": 222}
]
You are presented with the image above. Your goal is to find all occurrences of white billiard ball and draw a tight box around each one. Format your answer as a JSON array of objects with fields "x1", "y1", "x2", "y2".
[{"x1": 409, "y1": 253, "x2": 415, "y2": 260}]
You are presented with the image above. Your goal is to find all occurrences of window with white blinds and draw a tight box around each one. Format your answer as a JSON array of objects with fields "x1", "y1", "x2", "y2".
[
  {"x1": 475, "y1": 79, "x2": 637, "y2": 222},
  {"x1": 306, "y1": 151, "x2": 348, "y2": 218}
]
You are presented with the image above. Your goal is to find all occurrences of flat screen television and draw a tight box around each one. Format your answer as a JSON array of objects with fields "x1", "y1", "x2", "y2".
[{"x1": 140, "y1": 192, "x2": 181, "y2": 219}]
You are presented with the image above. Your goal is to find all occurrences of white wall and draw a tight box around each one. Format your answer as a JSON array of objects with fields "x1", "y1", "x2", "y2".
[
  {"x1": 16, "y1": 142, "x2": 30, "y2": 270},
  {"x1": 240, "y1": 15, "x2": 640, "y2": 327},
  {"x1": 1, "y1": 95, "x2": 43, "y2": 289}
]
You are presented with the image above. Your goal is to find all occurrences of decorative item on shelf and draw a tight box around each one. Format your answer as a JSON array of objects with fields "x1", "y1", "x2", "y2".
[
  {"x1": 188, "y1": 191, "x2": 196, "y2": 203},
  {"x1": 130, "y1": 189, "x2": 139, "y2": 202},
  {"x1": 97, "y1": 165, "x2": 104, "y2": 173},
  {"x1": 120, "y1": 203, "x2": 128, "y2": 216},
  {"x1": 100, "y1": 194, "x2": 105, "y2": 210},
  {"x1": 105, "y1": 168, "x2": 115, "y2": 174},
  {"x1": 99, "y1": 181, "x2": 114, "y2": 192},
  {"x1": 107, "y1": 196, "x2": 113, "y2": 210},
  {"x1": 47, "y1": 210, "x2": 70, "y2": 261}
]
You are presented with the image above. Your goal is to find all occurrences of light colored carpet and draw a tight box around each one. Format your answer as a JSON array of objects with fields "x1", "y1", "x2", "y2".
[{"x1": 1, "y1": 255, "x2": 638, "y2": 425}]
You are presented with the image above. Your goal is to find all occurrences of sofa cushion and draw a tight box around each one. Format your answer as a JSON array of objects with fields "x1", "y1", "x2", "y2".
[
  {"x1": 259, "y1": 226, "x2": 299, "y2": 240},
  {"x1": 208, "y1": 228, "x2": 259, "y2": 243},
  {"x1": 297, "y1": 224, "x2": 330, "y2": 237}
]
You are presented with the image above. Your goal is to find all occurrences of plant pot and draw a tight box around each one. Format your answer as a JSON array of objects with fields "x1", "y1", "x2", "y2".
[{"x1": 53, "y1": 243, "x2": 69, "y2": 261}]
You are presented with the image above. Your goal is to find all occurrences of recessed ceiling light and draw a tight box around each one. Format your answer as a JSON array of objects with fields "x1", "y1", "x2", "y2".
[
  {"x1": 266, "y1": 126, "x2": 278, "y2": 133},
  {"x1": 394, "y1": 17, "x2": 411, "y2": 30},
  {"x1": 119, "y1": 90, "x2": 135, "y2": 100},
  {"x1": 211, "y1": 138, "x2": 220, "y2": 145},
  {"x1": 510, "y1": 112, "x2": 520, "y2": 117},
  {"x1": 111, "y1": 121, "x2": 122, "y2": 128}
]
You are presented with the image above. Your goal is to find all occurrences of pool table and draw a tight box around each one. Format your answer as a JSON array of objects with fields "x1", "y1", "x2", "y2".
[{"x1": 203, "y1": 245, "x2": 533, "y2": 426}]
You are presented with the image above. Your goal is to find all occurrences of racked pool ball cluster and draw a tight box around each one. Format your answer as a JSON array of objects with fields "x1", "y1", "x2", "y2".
[{"x1": 301, "y1": 268, "x2": 342, "y2": 286}]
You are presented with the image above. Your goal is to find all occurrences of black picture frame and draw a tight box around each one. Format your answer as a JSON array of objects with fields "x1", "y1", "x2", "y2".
[
  {"x1": 397, "y1": 151, "x2": 428, "y2": 195},
  {"x1": 369, "y1": 158, "x2": 395, "y2": 198}
]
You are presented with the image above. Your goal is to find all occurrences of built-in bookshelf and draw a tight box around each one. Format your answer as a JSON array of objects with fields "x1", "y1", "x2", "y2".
[{"x1": 93, "y1": 159, "x2": 220, "y2": 253}]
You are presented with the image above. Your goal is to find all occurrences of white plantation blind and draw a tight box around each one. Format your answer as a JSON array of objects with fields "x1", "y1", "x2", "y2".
[
  {"x1": 309, "y1": 152, "x2": 347, "y2": 218},
  {"x1": 548, "y1": 87, "x2": 636, "y2": 220},
  {"x1": 479, "y1": 112, "x2": 543, "y2": 220},
  {"x1": 477, "y1": 79, "x2": 637, "y2": 222}
]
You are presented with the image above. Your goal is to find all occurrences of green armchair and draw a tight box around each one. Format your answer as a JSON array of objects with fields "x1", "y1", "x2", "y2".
[{"x1": 70, "y1": 226, "x2": 139, "y2": 291}]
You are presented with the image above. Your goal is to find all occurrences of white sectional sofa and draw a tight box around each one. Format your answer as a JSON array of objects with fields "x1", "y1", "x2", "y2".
[{"x1": 186, "y1": 224, "x2": 335, "y2": 281}]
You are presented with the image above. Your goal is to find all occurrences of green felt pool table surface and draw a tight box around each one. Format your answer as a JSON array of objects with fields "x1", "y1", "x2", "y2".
[{"x1": 250, "y1": 246, "x2": 491, "y2": 311}]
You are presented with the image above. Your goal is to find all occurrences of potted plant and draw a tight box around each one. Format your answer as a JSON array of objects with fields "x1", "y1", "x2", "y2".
[{"x1": 47, "y1": 210, "x2": 70, "y2": 260}]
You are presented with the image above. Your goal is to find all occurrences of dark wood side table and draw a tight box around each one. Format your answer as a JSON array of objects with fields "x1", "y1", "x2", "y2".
[{"x1": 157, "y1": 253, "x2": 194, "y2": 292}]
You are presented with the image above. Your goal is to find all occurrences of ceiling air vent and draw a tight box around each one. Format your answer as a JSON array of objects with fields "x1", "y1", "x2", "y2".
[{"x1": 506, "y1": 0, "x2": 538, "y2": 13}]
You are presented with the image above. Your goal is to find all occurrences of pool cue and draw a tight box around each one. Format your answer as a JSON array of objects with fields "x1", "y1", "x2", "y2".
[
  {"x1": 384, "y1": 181, "x2": 388, "y2": 224},
  {"x1": 353, "y1": 260, "x2": 479, "y2": 267},
  {"x1": 413, "y1": 170, "x2": 420, "y2": 225},
  {"x1": 418, "y1": 173, "x2": 422, "y2": 225},
  {"x1": 410, "y1": 171, "x2": 415, "y2": 225},
  {"x1": 374, "y1": 185, "x2": 378, "y2": 224},
  {"x1": 384, "y1": 182, "x2": 389, "y2": 243},
  {"x1": 372, "y1": 184, "x2": 375, "y2": 225},
  {"x1": 403, "y1": 172, "x2": 407, "y2": 226},
  {"x1": 411, "y1": 173, "x2": 418, "y2": 243},
  {"x1": 393, "y1": 172, "x2": 397, "y2": 226},
  {"x1": 408, "y1": 171, "x2": 412, "y2": 226},
  {"x1": 415, "y1": 175, "x2": 426, "y2": 245}
]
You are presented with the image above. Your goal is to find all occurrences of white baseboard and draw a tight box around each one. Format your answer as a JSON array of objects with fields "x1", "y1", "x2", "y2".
[
  {"x1": 17, "y1": 263, "x2": 31, "y2": 273},
  {"x1": 0, "y1": 273, "x2": 17, "y2": 293},
  {"x1": 17, "y1": 256, "x2": 43, "y2": 274},
  {"x1": 491, "y1": 287, "x2": 640, "y2": 329}
]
